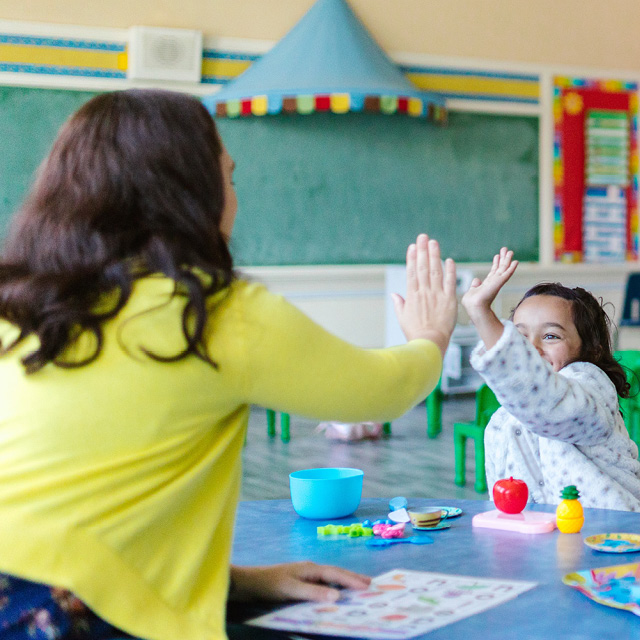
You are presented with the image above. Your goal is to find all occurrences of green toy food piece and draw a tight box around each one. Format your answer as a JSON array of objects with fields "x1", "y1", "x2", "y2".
[{"x1": 560, "y1": 485, "x2": 580, "y2": 500}]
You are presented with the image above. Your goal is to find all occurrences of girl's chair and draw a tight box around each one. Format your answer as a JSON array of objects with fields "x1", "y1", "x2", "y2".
[
  {"x1": 615, "y1": 350, "x2": 640, "y2": 453},
  {"x1": 453, "y1": 384, "x2": 500, "y2": 493}
]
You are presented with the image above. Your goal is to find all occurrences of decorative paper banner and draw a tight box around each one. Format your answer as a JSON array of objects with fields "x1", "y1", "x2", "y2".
[
  {"x1": 203, "y1": 0, "x2": 446, "y2": 123},
  {"x1": 553, "y1": 77, "x2": 638, "y2": 262},
  {"x1": 214, "y1": 93, "x2": 446, "y2": 122}
]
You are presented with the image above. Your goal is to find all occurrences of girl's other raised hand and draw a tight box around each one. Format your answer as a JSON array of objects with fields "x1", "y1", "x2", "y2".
[
  {"x1": 391, "y1": 234, "x2": 457, "y2": 357},
  {"x1": 461, "y1": 247, "x2": 518, "y2": 321}
]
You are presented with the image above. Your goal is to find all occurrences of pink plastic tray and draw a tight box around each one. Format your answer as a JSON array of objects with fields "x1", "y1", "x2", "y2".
[{"x1": 472, "y1": 509, "x2": 556, "y2": 534}]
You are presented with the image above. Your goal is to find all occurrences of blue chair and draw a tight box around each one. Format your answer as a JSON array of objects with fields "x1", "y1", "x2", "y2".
[{"x1": 620, "y1": 274, "x2": 640, "y2": 327}]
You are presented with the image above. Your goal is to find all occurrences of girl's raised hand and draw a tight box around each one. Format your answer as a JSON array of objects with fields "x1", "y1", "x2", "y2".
[
  {"x1": 392, "y1": 234, "x2": 457, "y2": 356},
  {"x1": 461, "y1": 247, "x2": 518, "y2": 319}
]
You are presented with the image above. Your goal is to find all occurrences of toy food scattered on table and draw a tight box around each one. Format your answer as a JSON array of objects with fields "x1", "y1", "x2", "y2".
[
  {"x1": 316, "y1": 523, "x2": 373, "y2": 537},
  {"x1": 372, "y1": 522, "x2": 406, "y2": 538},
  {"x1": 584, "y1": 533, "x2": 640, "y2": 553},
  {"x1": 388, "y1": 507, "x2": 410, "y2": 523},
  {"x1": 366, "y1": 535, "x2": 434, "y2": 548},
  {"x1": 493, "y1": 477, "x2": 529, "y2": 514},
  {"x1": 411, "y1": 521, "x2": 451, "y2": 531},
  {"x1": 389, "y1": 496, "x2": 408, "y2": 512},
  {"x1": 408, "y1": 508, "x2": 443, "y2": 528},
  {"x1": 556, "y1": 485, "x2": 584, "y2": 534}
]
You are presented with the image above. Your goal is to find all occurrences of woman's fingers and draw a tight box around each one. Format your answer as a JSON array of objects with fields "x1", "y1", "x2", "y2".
[
  {"x1": 443, "y1": 257, "x2": 457, "y2": 297},
  {"x1": 416, "y1": 234, "x2": 431, "y2": 289},
  {"x1": 406, "y1": 243, "x2": 418, "y2": 293},
  {"x1": 427, "y1": 238, "x2": 444, "y2": 291}
]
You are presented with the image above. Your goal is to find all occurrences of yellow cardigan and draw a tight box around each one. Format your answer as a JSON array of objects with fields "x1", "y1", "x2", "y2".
[{"x1": 0, "y1": 276, "x2": 441, "y2": 640}]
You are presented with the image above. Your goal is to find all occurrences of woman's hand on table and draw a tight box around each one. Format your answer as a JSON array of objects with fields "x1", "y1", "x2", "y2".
[
  {"x1": 392, "y1": 234, "x2": 458, "y2": 357},
  {"x1": 229, "y1": 562, "x2": 371, "y2": 603}
]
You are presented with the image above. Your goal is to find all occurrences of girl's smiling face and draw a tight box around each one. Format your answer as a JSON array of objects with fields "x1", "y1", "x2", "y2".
[{"x1": 512, "y1": 295, "x2": 583, "y2": 372}]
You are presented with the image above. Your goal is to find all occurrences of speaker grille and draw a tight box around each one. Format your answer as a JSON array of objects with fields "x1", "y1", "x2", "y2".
[{"x1": 128, "y1": 26, "x2": 202, "y2": 82}]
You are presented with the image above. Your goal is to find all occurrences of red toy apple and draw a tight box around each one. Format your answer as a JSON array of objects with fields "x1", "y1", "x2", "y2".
[{"x1": 493, "y1": 477, "x2": 528, "y2": 514}]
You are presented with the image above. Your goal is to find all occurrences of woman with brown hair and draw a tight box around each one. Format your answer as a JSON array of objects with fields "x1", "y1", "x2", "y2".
[{"x1": 0, "y1": 89, "x2": 457, "y2": 640}]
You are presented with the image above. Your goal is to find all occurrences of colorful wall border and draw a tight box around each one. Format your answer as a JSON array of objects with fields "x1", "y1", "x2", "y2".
[
  {"x1": 553, "y1": 76, "x2": 639, "y2": 262},
  {"x1": 201, "y1": 49, "x2": 258, "y2": 85},
  {"x1": 0, "y1": 34, "x2": 126, "y2": 78},
  {"x1": 0, "y1": 31, "x2": 540, "y2": 107},
  {"x1": 401, "y1": 66, "x2": 539, "y2": 104}
]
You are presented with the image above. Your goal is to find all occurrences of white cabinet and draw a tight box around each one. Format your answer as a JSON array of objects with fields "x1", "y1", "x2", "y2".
[{"x1": 441, "y1": 325, "x2": 483, "y2": 394}]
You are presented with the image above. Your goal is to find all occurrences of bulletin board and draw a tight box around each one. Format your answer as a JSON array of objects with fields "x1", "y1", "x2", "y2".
[{"x1": 553, "y1": 77, "x2": 638, "y2": 262}]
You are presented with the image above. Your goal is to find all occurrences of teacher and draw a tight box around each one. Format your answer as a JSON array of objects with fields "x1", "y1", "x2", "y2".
[{"x1": 0, "y1": 89, "x2": 457, "y2": 640}]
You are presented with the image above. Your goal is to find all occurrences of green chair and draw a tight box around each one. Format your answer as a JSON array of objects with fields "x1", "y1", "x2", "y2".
[
  {"x1": 615, "y1": 350, "x2": 640, "y2": 452},
  {"x1": 266, "y1": 409, "x2": 291, "y2": 443},
  {"x1": 453, "y1": 384, "x2": 500, "y2": 493},
  {"x1": 425, "y1": 379, "x2": 444, "y2": 438},
  {"x1": 384, "y1": 380, "x2": 443, "y2": 441}
]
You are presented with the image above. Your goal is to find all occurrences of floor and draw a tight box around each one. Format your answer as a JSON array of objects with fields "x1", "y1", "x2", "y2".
[{"x1": 240, "y1": 394, "x2": 489, "y2": 503}]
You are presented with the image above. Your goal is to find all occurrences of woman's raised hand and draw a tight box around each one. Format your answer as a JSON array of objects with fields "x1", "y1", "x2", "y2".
[
  {"x1": 391, "y1": 234, "x2": 457, "y2": 356},
  {"x1": 461, "y1": 247, "x2": 518, "y2": 320}
]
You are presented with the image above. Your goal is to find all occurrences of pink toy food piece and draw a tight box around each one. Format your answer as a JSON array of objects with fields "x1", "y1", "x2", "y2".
[{"x1": 372, "y1": 523, "x2": 406, "y2": 538}]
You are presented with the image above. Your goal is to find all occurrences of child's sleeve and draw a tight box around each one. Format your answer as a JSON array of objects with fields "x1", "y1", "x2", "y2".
[
  {"x1": 470, "y1": 321, "x2": 616, "y2": 446},
  {"x1": 234, "y1": 283, "x2": 443, "y2": 422}
]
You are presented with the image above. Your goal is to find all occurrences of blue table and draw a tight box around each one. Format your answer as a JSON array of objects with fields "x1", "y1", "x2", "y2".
[{"x1": 233, "y1": 498, "x2": 640, "y2": 639}]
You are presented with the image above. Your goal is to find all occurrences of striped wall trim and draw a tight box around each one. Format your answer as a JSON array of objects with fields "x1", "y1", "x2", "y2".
[
  {"x1": 0, "y1": 34, "x2": 127, "y2": 78},
  {"x1": 0, "y1": 63, "x2": 126, "y2": 78},
  {"x1": 0, "y1": 33, "x2": 540, "y2": 106},
  {"x1": 202, "y1": 53, "x2": 540, "y2": 104},
  {"x1": 398, "y1": 65, "x2": 539, "y2": 82},
  {"x1": 422, "y1": 92, "x2": 538, "y2": 104},
  {"x1": 202, "y1": 49, "x2": 260, "y2": 61},
  {"x1": 0, "y1": 34, "x2": 125, "y2": 52}
]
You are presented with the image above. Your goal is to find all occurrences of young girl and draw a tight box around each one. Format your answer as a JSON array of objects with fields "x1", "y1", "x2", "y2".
[
  {"x1": 462, "y1": 247, "x2": 640, "y2": 511},
  {"x1": 0, "y1": 89, "x2": 458, "y2": 640}
]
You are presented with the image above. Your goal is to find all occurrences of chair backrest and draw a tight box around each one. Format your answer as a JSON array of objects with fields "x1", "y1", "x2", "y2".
[
  {"x1": 620, "y1": 274, "x2": 640, "y2": 326},
  {"x1": 615, "y1": 350, "x2": 640, "y2": 399},
  {"x1": 475, "y1": 384, "x2": 500, "y2": 427}
]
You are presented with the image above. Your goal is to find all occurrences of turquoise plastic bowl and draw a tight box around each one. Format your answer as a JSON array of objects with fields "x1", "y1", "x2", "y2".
[{"x1": 289, "y1": 467, "x2": 364, "y2": 519}]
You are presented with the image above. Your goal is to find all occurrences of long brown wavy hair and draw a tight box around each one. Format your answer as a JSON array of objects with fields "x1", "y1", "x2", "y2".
[
  {"x1": 0, "y1": 89, "x2": 234, "y2": 373},
  {"x1": 512, "y1": 282, "x2": 629, "y2": 398}
]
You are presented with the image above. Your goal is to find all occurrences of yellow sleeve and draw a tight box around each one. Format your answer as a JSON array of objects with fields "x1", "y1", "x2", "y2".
[{"x1": 236, "y1": 283, "x2": 442, "y2": 422}]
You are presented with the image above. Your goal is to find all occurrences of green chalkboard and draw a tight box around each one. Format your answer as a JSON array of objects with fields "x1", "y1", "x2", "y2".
[
  {"x1": 0, "y1": 86, "x2": 97, "y2": 229},
  {"x1": 219, "y1": 112, "x2": 539, "y2": 265},
  {"x1": 0, "y1": 87, "x2": 538, "y2": 265}
]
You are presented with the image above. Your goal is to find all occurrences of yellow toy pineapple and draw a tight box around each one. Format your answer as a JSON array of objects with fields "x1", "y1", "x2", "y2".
[{"x1": 556, "y1": 485, "x2": 584, "y2": 533}]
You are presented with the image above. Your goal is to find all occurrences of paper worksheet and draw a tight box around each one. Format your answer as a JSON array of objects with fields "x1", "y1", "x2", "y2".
[{"x1": 247, "y1": 568, "x2": 537, "y2": 639}]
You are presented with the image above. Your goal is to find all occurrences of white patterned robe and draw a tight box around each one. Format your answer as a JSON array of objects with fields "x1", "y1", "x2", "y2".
[{"x1": 470, "y1": 321, "x2": 640, "y2": 511}]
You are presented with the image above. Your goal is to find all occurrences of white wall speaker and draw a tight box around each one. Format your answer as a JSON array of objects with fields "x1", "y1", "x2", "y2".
[{"x1": 128, "y1": 26, "x2": 203, "y2": 83}]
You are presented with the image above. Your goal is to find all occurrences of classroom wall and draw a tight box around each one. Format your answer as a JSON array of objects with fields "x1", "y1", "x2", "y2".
[
  {"x1": 243, "y1": 263, "x2": 636, "y2": 349},
  {"x1": 4, "y1": 0, "x2": 640, "y2": 72},
  {"x1": 1, "y1": 2, "x2": 639, "y2": 349}
]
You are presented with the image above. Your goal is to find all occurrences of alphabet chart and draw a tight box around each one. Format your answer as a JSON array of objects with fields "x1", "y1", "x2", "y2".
[{"x1": 247, "y1": 569, "x2": 537, "y2": 639}]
